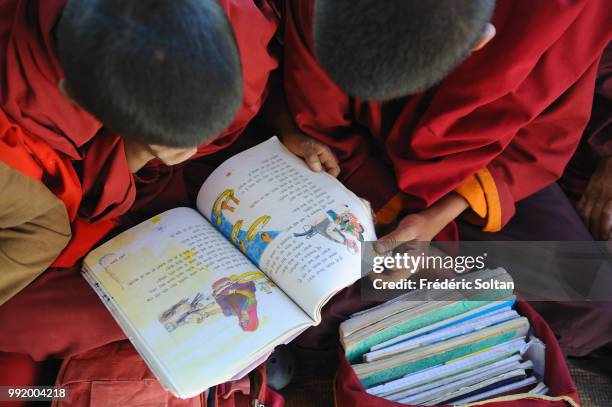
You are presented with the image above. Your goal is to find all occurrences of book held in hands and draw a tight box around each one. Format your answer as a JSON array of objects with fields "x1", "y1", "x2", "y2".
[{"x1": 82, "y1": 137, "x2": 376, "y2": 398}]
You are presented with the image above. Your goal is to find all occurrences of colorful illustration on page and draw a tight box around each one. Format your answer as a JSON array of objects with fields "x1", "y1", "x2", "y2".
[
  {"x1": 210, "y1": 189, "x2": 280, "y2": 266},
  {"x1": 158, "y1": 271, "x2": 275, "y2": 333},
  {"x1": 294, "y1": 205, "x2": 365, "y2": 254}
]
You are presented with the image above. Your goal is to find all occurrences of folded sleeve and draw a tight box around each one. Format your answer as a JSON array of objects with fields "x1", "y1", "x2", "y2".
[
  {"x1": 0, "y1": 162, "x2": 71, "y2": 305},
  {"x1": 454, "y1": 169, "x2": 504, "y2": 232}
]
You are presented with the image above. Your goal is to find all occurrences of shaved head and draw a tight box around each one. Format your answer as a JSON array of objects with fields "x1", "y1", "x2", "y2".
[
  {"x1": 314, "y1": 0, "x2": 496, "y2": 100},
  {"x1": 58, "y1": 0, "x2": 242, "y2": 147}
]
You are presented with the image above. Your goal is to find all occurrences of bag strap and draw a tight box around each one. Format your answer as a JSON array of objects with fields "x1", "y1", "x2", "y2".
[{"x1": 459, "y1": 393, "x2": 580, "y2": 407}]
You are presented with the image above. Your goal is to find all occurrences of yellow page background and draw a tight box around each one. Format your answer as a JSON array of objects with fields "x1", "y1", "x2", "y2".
[{"x1": 84, "y1": 207, "x2": 311, "y2": 397}]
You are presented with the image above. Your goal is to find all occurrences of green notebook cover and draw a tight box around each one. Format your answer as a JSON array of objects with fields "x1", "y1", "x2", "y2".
[
  {"x1": 346, "y1": 300, "x2": 495, "y2": 363},
  {"x1": 358, "y1": 329, "x2": 520, "y2": 388}
]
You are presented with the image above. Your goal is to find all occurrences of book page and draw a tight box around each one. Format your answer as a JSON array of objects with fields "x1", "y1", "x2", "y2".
[
  {"x1": 82, "y1": 207, "x2": 312, "y2": 398},
  {"x1": 196, "y1": 137, "x2": 376, "y2": 321}
]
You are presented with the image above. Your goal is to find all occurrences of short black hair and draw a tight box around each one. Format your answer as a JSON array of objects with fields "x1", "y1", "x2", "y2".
[
  {"x1": 314, "y1": 0, "x2": 495, "y2": 100},
  {"x1": 57, "y1": 0, "x2": 242, "y2": 147}
]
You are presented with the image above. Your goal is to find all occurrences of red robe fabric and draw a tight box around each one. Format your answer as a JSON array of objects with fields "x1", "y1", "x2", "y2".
[
  {"x1": 283, "y1": 0, "x2": 612, "y2": 232},
  {"x1": 0, "y1": 0, "x2": 279, "y2": 360}
]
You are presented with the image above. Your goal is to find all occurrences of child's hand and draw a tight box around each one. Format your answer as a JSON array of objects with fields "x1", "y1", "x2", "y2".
[
  {"x1": 281, "y1": 131, "x2": 340, "y2": 177},
  {"x1": 374, "y1": 212, "x2": 438, "y2": 253},
  {"x1": 374, "y1": 192, "x2": 469, "y2": 253}
]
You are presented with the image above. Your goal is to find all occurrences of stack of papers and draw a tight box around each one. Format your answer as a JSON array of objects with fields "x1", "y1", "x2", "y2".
[{"x1": 340, "y1": 268, "x2": 548, "y2": 405}]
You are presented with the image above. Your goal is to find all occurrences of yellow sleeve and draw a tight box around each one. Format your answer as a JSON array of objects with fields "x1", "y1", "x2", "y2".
[{"x1": 454, "y1": 168, "x2": 502, "y2": 232}]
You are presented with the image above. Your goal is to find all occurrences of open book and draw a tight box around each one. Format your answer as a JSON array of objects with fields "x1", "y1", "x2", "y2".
[{"x1": 82, "y1": 137, "x2": 376, "y2": 398}]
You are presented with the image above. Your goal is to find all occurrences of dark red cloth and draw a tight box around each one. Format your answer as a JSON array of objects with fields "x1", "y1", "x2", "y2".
[
  {"x1": 52, "y1": 341, "x2": 201, "y2": 406},
  {"x1": 0, "y1": 353, "x2": 60, "y2": 407},
  {"x1": 283, "y1": 0, "x2": 612, "y2": 228},
  {"x1": 0, "y1": 0, "x2": 102, "y2": 159},
  {"x1": 0, "y1": 266, "x2": 126, "y2": 360},
  {"x1": 561, "y1": 41, "x2": 612, "y2": 203}
]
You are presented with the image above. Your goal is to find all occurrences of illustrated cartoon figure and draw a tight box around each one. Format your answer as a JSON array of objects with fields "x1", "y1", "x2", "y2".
[
  {"x1": 294, "y1": 216, "x2": 344, "y2": 244},
  {"x1": 294, "y1": 206, "x2": 365, "y2": 254},
  {"x1": 212, "y1": 271, "x2": 266, "y2": 332},
  {"x1": 212, "y1": 189, "x2": 240, "y2": 225},
  {"x1": 211, "y1": 190, "x2": 280, "y2": 265},
  {"x1": 327, "y1": 207, "x2": 365, "y2": 242},
  {"x1": 159, "y1": 272, "x2": 273, "y2": 333},
  {"x1": 159, "y1": 292, "x2": 221, "y2": 332},
  {"x1": 246, "y1": 215, "x2": 270, "y2": 241}
]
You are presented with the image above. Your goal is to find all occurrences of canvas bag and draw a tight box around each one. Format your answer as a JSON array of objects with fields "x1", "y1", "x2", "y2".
[
  {"x1": 334, "y1": 301, "x2": 581, "y2": 407},
  {"x1": 211, "y1": 361, "x2": 284, "y2": 407},
  {"x1": 51, "y1": 340, "x2": 284, "y2": 407}
]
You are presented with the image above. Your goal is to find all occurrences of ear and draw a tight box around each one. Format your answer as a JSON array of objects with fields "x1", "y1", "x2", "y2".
[
  {"x1": 472, "y1": 23, "x2": 496, "y2": 51},
  {"x1": 58, "y1": 78, "x2": 77, "y2": 104}
]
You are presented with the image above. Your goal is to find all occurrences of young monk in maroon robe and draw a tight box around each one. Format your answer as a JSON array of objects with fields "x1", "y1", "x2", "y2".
[
  {"x1": 282, "y1": 0, "x2": 612, "y2": 355},
  {"x1": 0, "y1": 0, "x2": 330, "y2": 361}
]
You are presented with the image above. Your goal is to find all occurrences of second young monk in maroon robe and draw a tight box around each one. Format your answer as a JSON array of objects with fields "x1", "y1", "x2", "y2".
[{"x1": 282, "y1": 0, "x2": 612, "y2": 354}]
